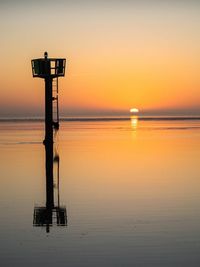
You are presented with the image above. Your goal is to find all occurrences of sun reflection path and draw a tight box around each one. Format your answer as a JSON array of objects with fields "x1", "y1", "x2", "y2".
[
  {"x1": 130, "y1": 107, "x2": 139, "y2": 131},
  {"x1": 131, "y1": 115, "x2": 138, "y2": 130}
]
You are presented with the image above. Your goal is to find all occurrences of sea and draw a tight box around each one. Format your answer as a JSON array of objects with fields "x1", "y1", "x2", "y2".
[{"x1": 0, "y1": 116, "x2": 200, "y2": 267}]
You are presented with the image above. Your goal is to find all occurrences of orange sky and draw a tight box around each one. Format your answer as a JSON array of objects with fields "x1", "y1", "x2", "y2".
[{"x1": 1, "y1": 1, "x2": 200, "y2": 117}]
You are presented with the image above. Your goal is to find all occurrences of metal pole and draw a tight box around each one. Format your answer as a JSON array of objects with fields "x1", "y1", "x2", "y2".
[
  {"x1": 44, "y1": 52, "x2": 54, "y2": 210},
  {"x1": 44, "y1": 77, "x2": 53, "y2": 144}
]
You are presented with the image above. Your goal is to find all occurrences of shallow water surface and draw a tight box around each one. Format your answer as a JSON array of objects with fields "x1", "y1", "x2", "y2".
[{"x1": 0, "y1": 119, "x2": 200, "y2": 266}]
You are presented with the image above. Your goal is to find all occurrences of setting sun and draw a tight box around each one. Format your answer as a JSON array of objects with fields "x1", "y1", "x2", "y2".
[{"x1": 130, "y1": 108, "x2": 139, "y2": 113}]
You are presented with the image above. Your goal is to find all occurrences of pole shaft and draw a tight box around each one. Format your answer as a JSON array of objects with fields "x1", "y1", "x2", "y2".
[
  {"x1": 44, "y1": 77, "x2": 53, "y2": 143},
  {"x1": 44, "y1": 76, "x2": 54, "y2": 208}
]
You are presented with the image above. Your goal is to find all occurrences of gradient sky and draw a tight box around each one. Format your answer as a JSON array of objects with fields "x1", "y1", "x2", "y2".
[{"x1": 1, "y1": 0, "x2": 200, "y2": 117}]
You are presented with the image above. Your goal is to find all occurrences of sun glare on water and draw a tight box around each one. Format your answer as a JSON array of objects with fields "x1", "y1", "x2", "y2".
[{"x1": 130, "y1": 108, "x2": 139, "y2": 130}]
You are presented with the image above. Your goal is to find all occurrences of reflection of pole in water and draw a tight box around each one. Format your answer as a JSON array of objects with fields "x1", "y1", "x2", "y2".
[
  {"x1": 33, "y1": 140, "x2": 67, "y2": 233},
  {"x1": 46, "y1": 140, "x2": 54, "y2": 209},
  {"x1": 54, "y1": 143, "x2": 60, "y2": 208}
]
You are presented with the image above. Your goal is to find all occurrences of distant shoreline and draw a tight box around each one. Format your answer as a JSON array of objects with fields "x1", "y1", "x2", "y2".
[{"x1": 1, "y1": 116, "x2": 200, "y2": 122}]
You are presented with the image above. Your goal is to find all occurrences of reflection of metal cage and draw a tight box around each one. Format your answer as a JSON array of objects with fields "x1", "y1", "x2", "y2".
[
  {"x1": 33, "y1": 140, "x2": 67, "y2": 232},
  {"x1": 33, "y1": 206, "x2": 67, "y2": 227},
  {"x1": 31, "y1": 58, "x2": 66, "y2": 78}
]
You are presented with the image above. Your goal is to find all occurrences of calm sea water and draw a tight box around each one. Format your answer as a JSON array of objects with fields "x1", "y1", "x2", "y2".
[{"x1": 0, "y1": 118, "x2": 200, "y2": 267}]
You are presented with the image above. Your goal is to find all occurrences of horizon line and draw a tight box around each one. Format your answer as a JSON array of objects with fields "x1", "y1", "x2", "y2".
[{"x1": 1, "y1": 115, "x2": 200, "y2": 122}]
